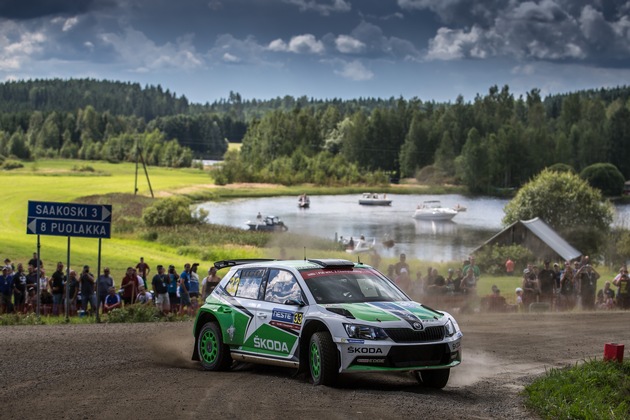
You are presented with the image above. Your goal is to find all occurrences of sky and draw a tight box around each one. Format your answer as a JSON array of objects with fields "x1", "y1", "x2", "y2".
[{"x1": 1, "y1": 0, "x2": 629, "y2": 104}]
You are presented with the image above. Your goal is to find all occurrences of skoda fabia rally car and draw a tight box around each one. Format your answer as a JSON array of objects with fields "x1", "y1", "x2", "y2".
[{"x1": 192, "y1": 259, "x2": 462, "y2": 388}]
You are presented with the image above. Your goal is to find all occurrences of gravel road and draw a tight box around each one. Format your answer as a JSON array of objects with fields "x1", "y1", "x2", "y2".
[{"x1": 1, "y1": 311, "x2": 628, "y2": 419}]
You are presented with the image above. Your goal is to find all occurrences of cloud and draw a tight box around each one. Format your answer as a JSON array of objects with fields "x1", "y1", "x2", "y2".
[
  {"x1": 282, "y1": 0, "x2": 351, "y2": 16},
  {"x1": 334, "y1": 59, "x2": 374, "y2": 81},
  {"x1": 100, "y1": 28, "x2": 204, "y2": 71},
  {"x1": 208, "y1": 34, "x2": 269, "y2": 66},
  {"x1": 267, "y1": 34, "x2": 325, "y2": 54},
  {"x1": 335, "y1": 35, "x2": 365, "y2": 54},
  {"x1": 0, "y1": 21, "x2": 47, "y2": 71},
  {"x1": 51, "y1": 16, "x2": 80, "y2": 32},
  {"x1": 347, "y1": 21, "x2": 421, "y2": 60},
  {"x1": 420, "y1": 1, "x2": 630, "y2": 65}
]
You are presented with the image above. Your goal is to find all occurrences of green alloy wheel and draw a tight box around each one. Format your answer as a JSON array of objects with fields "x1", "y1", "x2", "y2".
[
  {"x1": 309, "y1": 331, "x2": 338, "y2": 386},
  {"x1": 198, "y1": 322, "x2": 231, "y2": 371}
]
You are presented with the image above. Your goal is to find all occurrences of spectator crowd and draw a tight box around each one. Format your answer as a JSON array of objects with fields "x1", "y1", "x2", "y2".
[
  {"x1": 0, "y1": 254, "x2": 222, "y2": 317},
  {"x1": 381, "y1": 252, "x2": 630, "y2": 313}
]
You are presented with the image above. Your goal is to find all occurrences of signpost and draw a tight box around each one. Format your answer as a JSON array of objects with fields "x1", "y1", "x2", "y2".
[
  {"x1": 27, "y1": 201, "x2": 112, "y2": 238},
  {"x1": 26, "y1": 201, "x2": 112, "y2": 321}
]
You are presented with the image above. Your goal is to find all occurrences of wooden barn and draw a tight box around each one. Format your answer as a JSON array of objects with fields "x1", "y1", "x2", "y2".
[{"x1": 474, "y1": 217, "x2": 581, "y2": 262}]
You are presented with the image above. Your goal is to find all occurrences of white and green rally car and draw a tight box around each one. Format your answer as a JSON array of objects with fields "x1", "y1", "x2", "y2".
[{"x1": 192, "y1": 258, "x2": 462, "y2": 388}]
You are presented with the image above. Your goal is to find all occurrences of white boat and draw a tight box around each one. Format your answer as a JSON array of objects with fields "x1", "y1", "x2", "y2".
[
  {"x1": 344, "y1": 236, "x2": 376, "y2": 254},
  {"x1": 358, "y1": 193, "x2": 392, "y2": 206},
  {"x1": 413, "y1": 200, "x2": 458, "y2": 221},
  {"x1": 246, "y1": 215, "x2": 289, "y2": 232}
]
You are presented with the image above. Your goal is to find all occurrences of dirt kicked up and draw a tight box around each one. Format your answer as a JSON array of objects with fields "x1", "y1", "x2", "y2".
[{"x1": 1, "y1": 311, "x2": 628, "y2": 419}]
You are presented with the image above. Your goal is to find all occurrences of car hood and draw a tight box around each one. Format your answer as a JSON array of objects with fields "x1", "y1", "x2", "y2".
[{"x1": 321, "y1": 301, "x2": 443, "y2": 323}]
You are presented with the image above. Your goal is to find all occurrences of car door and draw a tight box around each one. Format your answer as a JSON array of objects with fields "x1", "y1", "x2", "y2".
[
  {"x1": 249, "y1": 268, "x2": 305, "y2": 360},
  {"x1": 221, "y1": 268, "x2": 265, "y2": 353}
]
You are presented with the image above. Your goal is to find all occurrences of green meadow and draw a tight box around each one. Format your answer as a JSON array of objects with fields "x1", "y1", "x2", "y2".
[{"x1": 1, "y1": 160, "x2": 214, "y2": 278}]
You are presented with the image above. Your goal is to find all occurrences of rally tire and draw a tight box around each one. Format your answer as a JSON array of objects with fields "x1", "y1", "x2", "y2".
[
  {"x1": 415, "y1": 368, "x2": 450, "y2": 389},
  {"x1": 197, "y1": 322, "x2": 232, "y2": 371},
  {"x1": 309, "y1": 331, "x2": 338, "y2": 386}
]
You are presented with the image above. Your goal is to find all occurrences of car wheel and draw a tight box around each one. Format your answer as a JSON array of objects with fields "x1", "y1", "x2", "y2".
[
  {"x1": 309, "y1": 331, "x2": 338, "y2": 386},
  {"x1": 198, "y1": 322, "x2": 231, "y2": 371},
  {"x1": 415, "y1": 368, "x2": 450, "y2": 389}
]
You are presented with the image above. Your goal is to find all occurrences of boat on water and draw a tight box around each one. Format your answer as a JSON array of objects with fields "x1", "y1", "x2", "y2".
[
  {"x1": 298, "y1": 194, "x2": 310, "y2": 208},
  {"x1": 246, "y1": 215, "x2": 288, "y2": 232},
  {"x1": 342, "y1": 235, "x2": 376, "y2": 254},
  {"x1": 413, "y1": 200, "x2": 458, "y2": 221},
  {"x1": 358, "y1": 192, "x2": 392, "y2": 206}
]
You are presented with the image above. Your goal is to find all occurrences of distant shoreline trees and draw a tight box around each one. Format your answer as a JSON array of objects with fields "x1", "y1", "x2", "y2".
[{"x1": 0, "y1": 79, "x2": 629, "y2": 189}]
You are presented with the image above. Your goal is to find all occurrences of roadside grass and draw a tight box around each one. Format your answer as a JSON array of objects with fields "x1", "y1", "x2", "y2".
[
  {"x1": 0, "y1": 304, "x2": 191, "y2": 325},
  {"x1": 524, "y1": 359, "x2": 630, "y2": 419}
]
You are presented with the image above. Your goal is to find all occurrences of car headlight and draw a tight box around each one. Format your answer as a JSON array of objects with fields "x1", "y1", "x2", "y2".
[
  {"x1": 344, "y1": 323, "x2": 388, "y2": 340},
  {"x1": 444, "y1": 318, "x2": 458, "y2": 337}
]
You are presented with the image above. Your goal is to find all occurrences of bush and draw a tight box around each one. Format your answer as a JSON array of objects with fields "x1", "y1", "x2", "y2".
[
  {"x1": 142, "y1": 196, "x2": 195, "y2": 227},
  {"x1": 2, "y1": 159, "x2": 24, "y2": 170},
  {"x1": 72, "y1": 164, "x2": 95, "y2": 172},
  {"x1": 580, "y1": 162, "x2": 625, "y2": 197}
]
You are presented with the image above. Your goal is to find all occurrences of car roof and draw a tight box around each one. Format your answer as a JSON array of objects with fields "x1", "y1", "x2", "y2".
[{"x1": 214, "y1": 258, "x2": 366, "y2": 271}]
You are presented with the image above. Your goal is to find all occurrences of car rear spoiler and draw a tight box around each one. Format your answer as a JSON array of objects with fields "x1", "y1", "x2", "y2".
[{"x1": 213, "y1": 259, "x2": 276, "y2": 270}]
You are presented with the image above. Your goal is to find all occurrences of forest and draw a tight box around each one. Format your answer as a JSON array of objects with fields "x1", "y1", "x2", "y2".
[{"x1": 0, "y1": 79, "x2": 629, "y2": 192}]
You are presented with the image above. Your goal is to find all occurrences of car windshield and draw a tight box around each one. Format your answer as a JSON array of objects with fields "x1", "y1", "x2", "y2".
[{"x1": 301, "y1": 268, "x2": 408, "y2": 304}]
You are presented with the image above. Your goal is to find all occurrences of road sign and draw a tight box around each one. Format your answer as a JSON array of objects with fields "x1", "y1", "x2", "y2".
[{"x1": 26, "y1": 201, "x2": 112, "y2": 239}]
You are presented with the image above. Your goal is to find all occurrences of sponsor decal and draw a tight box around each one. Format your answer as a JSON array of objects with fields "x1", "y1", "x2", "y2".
[
  {"x1": 348, "y1": 347, "x2": 383, "y2": 354},
  {"x1": 356, "y1": 358, "x2": 386, "y2": 364},
  {"x1": 253, "y1": 335, "x2": 289, "y2": 353},
  {"x1": 227, "y1": 325, "x2": 236, "y2": 341},
  {"x1": 270, "y1": 309, "x2": 303, "y2": 333}
]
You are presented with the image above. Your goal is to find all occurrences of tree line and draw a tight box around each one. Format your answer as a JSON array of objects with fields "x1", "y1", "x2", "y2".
[{"x1": 0, "y1": 79, "x2": 629, "y2": 190}]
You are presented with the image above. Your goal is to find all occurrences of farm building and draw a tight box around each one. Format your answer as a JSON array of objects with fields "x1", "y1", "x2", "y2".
[{"x1": 474, "y1": 217, "x2": 581, "y2": 263}]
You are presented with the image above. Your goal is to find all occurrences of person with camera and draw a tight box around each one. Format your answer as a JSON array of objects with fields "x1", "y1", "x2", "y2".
[{"x1": 79, "y1": 265, "x2": 96, "y2": 315}]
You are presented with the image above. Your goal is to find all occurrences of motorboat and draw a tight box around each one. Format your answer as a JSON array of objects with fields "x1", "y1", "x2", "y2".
[
  {"x1": 358, "y1": 193, "x2": 392, "y2": 206},
  {"x1": 413, "y1": 200, "x2": 458, "y2": 221},
  {"x1": 343, "y1": 236, "x2": 376, "y2": 254},
  {"x1": 298, "y1": 194, "x2": 310, "y2": 208},
  {"x1": 246, "y1": 215, "x2": 288, "y2": 232}
]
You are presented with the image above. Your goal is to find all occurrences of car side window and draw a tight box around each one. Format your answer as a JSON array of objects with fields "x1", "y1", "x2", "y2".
[
  {"x1": 264, "y1": 269, "x2": 302, "y2": 304},
  {"x1": 227, "y1": 269, "x2": 265, "y2": 299}
]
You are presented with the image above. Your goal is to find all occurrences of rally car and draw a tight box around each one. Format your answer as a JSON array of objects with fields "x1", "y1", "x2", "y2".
[{"x1": 192, "y1": 258, "x2": 462, "y2": 388}]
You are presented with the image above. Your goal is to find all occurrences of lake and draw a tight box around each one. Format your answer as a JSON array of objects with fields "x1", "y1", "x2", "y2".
[{"x1": 197, "y1": 194, "x2": 630, "y2": 263}]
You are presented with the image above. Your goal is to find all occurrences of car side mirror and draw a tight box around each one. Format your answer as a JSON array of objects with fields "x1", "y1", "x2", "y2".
[{"x1": 284, "y1": 298, "x2": 305, "y2": 307}]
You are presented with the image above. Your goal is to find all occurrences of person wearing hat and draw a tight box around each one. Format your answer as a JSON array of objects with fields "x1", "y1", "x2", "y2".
[
  {"x1": 0, "y1": 266, "x2": 14, "y2": 314},
  {"x1": 515, "y1": 287, "x2": 524, "y2": 312}
]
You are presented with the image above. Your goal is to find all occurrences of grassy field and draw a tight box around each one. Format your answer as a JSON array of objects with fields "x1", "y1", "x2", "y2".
[{"x1": 1, "y1": 160, "x2": 214, "y2": 277}]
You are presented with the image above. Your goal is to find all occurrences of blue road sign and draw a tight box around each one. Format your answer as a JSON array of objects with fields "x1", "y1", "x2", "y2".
[{"x1": 26, "y1": 201, "x2": 112, "y2": 239}]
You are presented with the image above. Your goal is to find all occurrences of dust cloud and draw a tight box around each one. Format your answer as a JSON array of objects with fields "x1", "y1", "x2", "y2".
[{"x1": 148, "y1": 328, "x2": 198, "y2": 369}]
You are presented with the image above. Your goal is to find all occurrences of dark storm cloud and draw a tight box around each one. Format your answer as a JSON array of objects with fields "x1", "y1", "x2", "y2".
[
  {"x1": 415, "y1": 0, "x2": 630, "y2": 66},
  {"x1": 0, "y1": 0, "x2": 115, "y2": 19}
]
